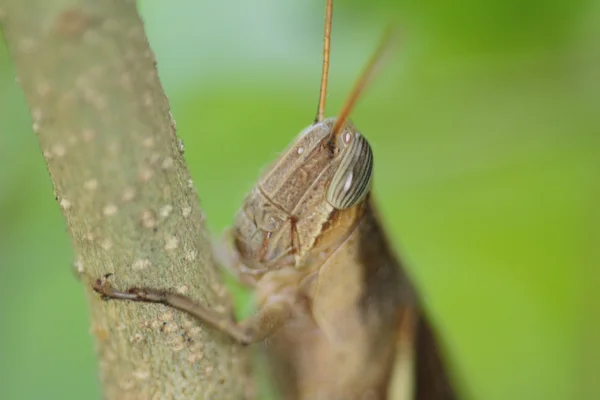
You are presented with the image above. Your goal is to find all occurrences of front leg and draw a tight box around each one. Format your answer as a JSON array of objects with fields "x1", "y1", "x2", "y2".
[
  {"x1": 93, "y1": 277, "x2": 291, "y2": 345},
  {"x1": 212, "y1": 229, "x2": 264, "y2": 287}
]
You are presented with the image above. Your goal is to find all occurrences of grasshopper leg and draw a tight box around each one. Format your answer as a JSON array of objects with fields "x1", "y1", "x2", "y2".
[
  {"x1": 212, "y1": 230, "x2": 263, "y2": 287},
  {"x1": 92, "y1": 276, "x2": 290, "y2": 345}
]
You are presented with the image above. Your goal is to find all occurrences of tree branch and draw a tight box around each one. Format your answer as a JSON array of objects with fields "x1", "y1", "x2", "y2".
[{"x1": 0, "y1": 0, "x2": 251, "y2": 398}]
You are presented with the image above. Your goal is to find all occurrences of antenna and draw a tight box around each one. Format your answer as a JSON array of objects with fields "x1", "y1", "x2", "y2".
[
  {"x1": 314, "y1": 0, "x2": 333, "y2": 123},
  {"x1": 331, "y1": 26, "x2": 397, "y2": 137}
]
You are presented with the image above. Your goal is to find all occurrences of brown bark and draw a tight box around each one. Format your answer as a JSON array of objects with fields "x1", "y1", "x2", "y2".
[{"x1": 0, "y1": 0, "x2": 251, "y2": 398}]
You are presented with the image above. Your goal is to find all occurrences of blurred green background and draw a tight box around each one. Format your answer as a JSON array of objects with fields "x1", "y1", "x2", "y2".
[{"x1": 1, "y1": 0, "x2": 599, "y2": 399}]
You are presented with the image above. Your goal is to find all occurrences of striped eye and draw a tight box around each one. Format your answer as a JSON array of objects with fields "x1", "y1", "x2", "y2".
[{"x1": 326, "y1": 133, "x2": 373, "y2": 209}]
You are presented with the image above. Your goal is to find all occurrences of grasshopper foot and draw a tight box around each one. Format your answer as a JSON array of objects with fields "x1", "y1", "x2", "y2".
[{"x1": 92, "y1": 274, "x2": 168, "y2": 303}]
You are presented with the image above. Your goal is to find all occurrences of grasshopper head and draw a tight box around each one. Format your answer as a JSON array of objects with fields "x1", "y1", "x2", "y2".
[{"x1": 231, "y1": 118, "x2": 373, "y2": 272}]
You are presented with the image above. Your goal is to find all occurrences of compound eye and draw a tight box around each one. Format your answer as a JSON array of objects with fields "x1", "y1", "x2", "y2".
[{"x1": 326, "y1": 133, "x2": 373, "y2": 209}]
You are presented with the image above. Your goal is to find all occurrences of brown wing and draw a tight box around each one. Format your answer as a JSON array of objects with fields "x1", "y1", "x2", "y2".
[
  {"x1": 388, "y1": 311, "x2": 457, "y2": 400},
  {"x1": 414, "y1": 313, "x2": 457, "y2": 400}
]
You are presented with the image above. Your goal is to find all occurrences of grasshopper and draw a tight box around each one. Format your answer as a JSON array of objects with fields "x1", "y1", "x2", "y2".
[{"x1": 94, "y1": 0, "x2": 456, "y2": 398}]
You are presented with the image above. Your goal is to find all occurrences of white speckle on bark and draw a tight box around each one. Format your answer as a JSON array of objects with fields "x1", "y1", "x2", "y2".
[
  {"x1": 161, "y1": 156, "x2": 174, "y2": 170},
  {"x1": 103, "y1": 204, "x2": 118, "y2": 216},
  {"x1": 82, "y1": 128, "x2": 96, "y2": 142},
  {"x1": 60, "y1": 198, "x2": 72, "y2": 210},
  {"x1": 31, "y1": 107, "x2": 42, "y2": 122},
  {"x1": 122, "y1": 187, "x2": 136, "y2": 202},
  {"x1": 74, "y1": 258, "x2": 84, "y2": 273},
  {"x1": 43, "y1": 149, "x2": 53, "y2": 160},
  {"x1": 181, "y1": 206, "x2": 192, "y2": 218},
  {"x1": 213, "y1": 304, "x2": 227, "y2": 314},
  {"x1": 211, "y1": 283, "x2": 228, "y2": 298},
  {"x1": 159, "y1": 204, "x2": 173, "y2": 218},
  {"x1": 139, "y1": 167, "x2": 153, "y2": 182},
  {"x1": 188, "y1": 351, "x2": 204, "y2": 364},
  {"x1": 36, "y1": 81, "x2": 51, "y2": 97},
  {"x1": 149, "y1": 152, "x2": 160, "y2": 165},
  {"x1": 162, "y1": 323, "x2": 176, "y2": 334},
  {"x1": 176, "y1": 285, "x2": 189, "y2": 295},
  {"x1": 168, "y1": 111, "x2": 177, "y2": 128},
  {"x1": 151, "y1": 320, "x2": 161, "y2": 330},
  {"x1": 52, "y1": 143, "x2": 67, "y2": 157},
  {"x1": 177, "y1": 138, "x2": 185, "y2": 154},
  {"x1": 141, "y1": 210, "x2": 157, "y2": 229},
  {"x1": 132, "y1": 369, "x2": 150, "y2": 381},
  {"x1": 101, "y1": 239, "x2": 113, "y2": 250},
  {"x1": 184, "y1": 249, "x2": 198, "y2": 261},
  {"x1": 170, "y1": 336, "x2": 186, "y2": 352},
  {"x1": 130, "y1": 333, "x2": 144, "y2": 344},
  {"x1": 165, "y1": 236, "x2": 179, "y2": 251},
  {"x1": 187, "y1": 179, "x2": 194, "y2": 189},
  {"x1": 132, "y1": 258, "x2": 151, "y2": 271},
  {"x1": 188, "y1": 327, "x2": 202, "y2": 337},
  {"x1": 142, "y1": 137, "x2": 154, "y2": 148},
  {"x1": 84, "y1": 179, "x2": 98, "y2": 191}
]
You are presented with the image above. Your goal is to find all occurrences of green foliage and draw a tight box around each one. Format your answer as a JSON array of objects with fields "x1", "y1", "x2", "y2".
[{"x1": 1, "y1": 0, "x2": 598, "y2": 399}]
